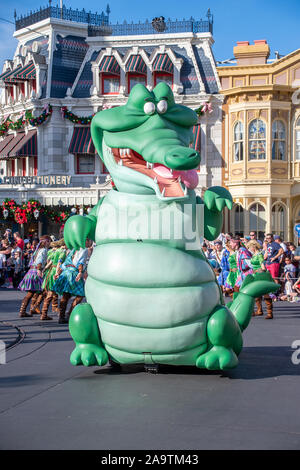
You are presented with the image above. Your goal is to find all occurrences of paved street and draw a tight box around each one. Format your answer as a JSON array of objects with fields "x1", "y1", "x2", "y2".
[{"x1": 0, "y1": 287, "x2": 300, "y2": 450}]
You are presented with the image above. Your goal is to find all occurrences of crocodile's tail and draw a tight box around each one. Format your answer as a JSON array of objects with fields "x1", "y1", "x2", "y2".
[{"x1": 227, "y1": 272, "x2": 279, "y2": 331}]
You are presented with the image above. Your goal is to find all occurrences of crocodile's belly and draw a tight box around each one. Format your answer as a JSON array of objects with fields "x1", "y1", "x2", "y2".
[{"x1": 86, "y1": 243, "x2": 220, "y2": 364}]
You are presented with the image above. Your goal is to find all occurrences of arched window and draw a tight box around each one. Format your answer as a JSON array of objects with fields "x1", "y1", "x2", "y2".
[
  {"x1": 248, "y1": 119, "x2": 266, "y2": 160},
  {"x1": 233, "y1": 121, "x2": 243, "y2": 161},
  {"x1": 272, "y1": 120, "x2": 286, "y2": 160},
  {"x1": 126, "y1": 55, "x2": 147, "y2": 93},
  {"x1": 295, "y1": 117, "x2": 300, "y2": 160},
  {"x1": 234, "y1": 204, "x2": 244, "y2": 236},
  {"x1": 152, "y1": 53, "x2": 173, "y2": 88},
  {"x1": 99, "y1": 56, "x2": 120, "y2": 95},
  {"x1": 272, "y1": 203, "x2": 286, "y2": 239},
  {"x1": 249, "y1": 203, "x2": 266, "y2": 240}
]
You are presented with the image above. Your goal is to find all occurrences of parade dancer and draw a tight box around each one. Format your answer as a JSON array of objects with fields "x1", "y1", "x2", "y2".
[
  {"x1": 219, "y1": 245, "x2": 230, "y2": 293},
  {"x1": 40, "y1": 238, "x2": 67, "y2": 321},
  {"x1": 223, "y1": 242, "x2": 238, "y2": 295},
  {"x1": 231, "y1": 236, "x2": 253, "y2": 291},
  {"x1": 18, "y1": 236, "x2": 51, "y2": 318},
  {"x1": 246, "y1": 240, "x2": 273, "y2": 318},
  {"x1": 52, "y1": 241, "x2": 90, "y2": 324}
]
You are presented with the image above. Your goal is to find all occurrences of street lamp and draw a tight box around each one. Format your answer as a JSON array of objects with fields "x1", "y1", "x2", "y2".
[
  {"x1": 3, "y1": 208, "x2": 8, "y2": 219},
  {"x1": 33, "y1": 209, "x2": 40, "y2": 219},
  {"x1": 17, "y1": 184, "x2": 28, "y2": 202}
]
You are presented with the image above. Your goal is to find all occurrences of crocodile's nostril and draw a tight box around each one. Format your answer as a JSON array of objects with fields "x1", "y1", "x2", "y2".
[{"x1": 165, "y1": 147, "x2": 200, "y2": 170}]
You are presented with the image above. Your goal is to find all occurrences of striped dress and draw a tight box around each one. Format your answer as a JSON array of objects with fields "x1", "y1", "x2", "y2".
[
  {"x1": 42, "y1": 248, "x2": 67, "y2": 292},
  {"x1": 52, "y1": 248, "x2": 88, "y2": 297},
  {"x1": 18, "y1": 248, "x2": 48, "y2": 292}
]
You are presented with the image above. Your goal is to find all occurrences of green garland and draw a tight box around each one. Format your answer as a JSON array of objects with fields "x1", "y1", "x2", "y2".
[
  {"x1": 61, "y1": 106, "x2": 94, "y2": 125},
  {"x1": 0, "y1": 105, "x2": 52, "y2": 137},
  {"x1": 1, "y1": 198, "x2": 92, "y2": 225}
]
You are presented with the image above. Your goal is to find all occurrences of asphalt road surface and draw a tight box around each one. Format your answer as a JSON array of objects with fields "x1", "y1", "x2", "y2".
[{"x1": 0, "y1": 288, "x2": 300, "y2": 450}]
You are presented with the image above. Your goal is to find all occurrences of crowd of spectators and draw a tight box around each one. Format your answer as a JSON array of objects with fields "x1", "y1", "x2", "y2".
[{"x1": 203, "y1": 231, "x2": 300, "y2": 317}]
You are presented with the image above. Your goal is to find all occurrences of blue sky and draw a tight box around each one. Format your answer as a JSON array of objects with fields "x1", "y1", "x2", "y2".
[{"x1": 0, "y1": 0, "x2": 300, "y2": 69}]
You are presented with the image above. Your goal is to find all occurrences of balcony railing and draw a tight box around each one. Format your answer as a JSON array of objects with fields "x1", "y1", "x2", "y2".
[
  {"x1": 15, "y1": 5, "x2": 213, "y2": 36},
  {"x1": 88, "y1": 18, "x2": 213, "y2": 37},
  {"x1": 15, "y1": 5, "x2": 110, "y2": 31}
]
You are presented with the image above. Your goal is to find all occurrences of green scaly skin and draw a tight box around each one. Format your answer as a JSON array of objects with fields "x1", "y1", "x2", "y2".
[{"x1": 65, "y1": 83, "x2": 278, "y2": 370}]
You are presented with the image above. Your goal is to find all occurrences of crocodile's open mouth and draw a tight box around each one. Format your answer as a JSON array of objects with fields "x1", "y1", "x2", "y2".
[{"x1": 110, "y1": 147, "x2": 199, "y2": 198}]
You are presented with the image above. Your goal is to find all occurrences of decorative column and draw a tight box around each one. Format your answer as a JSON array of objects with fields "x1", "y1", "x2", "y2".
[{"x1": 266, "y1": 196, "x2": 272, "y2": 234}]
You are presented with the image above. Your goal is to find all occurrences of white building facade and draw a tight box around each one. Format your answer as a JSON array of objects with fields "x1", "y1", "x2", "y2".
[{"x1": 0, "y1": 6, "x2": 223, "y2": 236}]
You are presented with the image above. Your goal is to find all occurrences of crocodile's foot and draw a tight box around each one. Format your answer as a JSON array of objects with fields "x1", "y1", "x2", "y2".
[
  {"x1": 196, "y1": 346, "x2": 238, "y2": 370},
  {"x1": 70, "y1": 343, "x2": 108, "y2": 367}
]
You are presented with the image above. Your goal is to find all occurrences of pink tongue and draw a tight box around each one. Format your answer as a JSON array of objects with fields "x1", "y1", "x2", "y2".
[
  {"x1": 153, "y1": 165, "x2": 198, "y2": 189},
  {"x1": 175, "y1": 169, "x2": 199, "y2": 189}
]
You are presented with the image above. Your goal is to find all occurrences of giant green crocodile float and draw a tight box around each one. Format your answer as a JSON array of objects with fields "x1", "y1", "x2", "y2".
[{"x1": 64, "y1": 82, "x2": 278, "y2": 371}]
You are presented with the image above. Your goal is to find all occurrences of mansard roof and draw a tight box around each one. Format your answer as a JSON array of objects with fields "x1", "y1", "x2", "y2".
[{"x1": 72, "y1": 43, "x2": 219, "y2": 98}]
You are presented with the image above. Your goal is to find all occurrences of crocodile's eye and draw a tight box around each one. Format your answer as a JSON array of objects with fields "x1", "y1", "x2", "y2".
[
  {"x1": 157, "y1": 99, "x2": 168, "y2": 114},
  {"x1": 143, "y1": 101, "x2": 156, "y2": 115}
]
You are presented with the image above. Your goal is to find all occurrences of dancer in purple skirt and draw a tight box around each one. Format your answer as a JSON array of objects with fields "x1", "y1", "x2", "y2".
[{"x1": 18, "y1": 235, "x2": 51, "y2": 318}]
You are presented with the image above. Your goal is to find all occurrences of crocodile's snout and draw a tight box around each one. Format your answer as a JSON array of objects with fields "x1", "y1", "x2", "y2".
[{"x1": 165, "y1": 147, "x2": 200, "y2": 170}]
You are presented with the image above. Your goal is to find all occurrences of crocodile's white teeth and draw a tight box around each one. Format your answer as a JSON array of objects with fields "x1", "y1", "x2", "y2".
[
  {"x1": 118, "y1": 159, "x2": 123, "y2": 166},
  {"x1": 120, "y1": 148, "x2": 130, "y2": 156},
  {"x1": 161, "y1": 188, "x2": 165, "y2": 197},
  {"x1": 178, "y1": 176, "x2": 181, "y2": 183},
  {"x1": 154, "y1": 176, "x2": 158, "y2": 184},
  {"x1": 146, "y1": 162, "x2": 154, "y2": 169},
  {"x1": 170, "y1": 168, "x2": 173, "y2": 175},
  {"x1": 184, "y1": 186, "x2": 187, "y2": 196}
]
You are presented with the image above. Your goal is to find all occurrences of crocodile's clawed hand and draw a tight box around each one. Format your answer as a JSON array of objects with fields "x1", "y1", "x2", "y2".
[
  {"x1": 204, "y1": 186, "x2": 233, "y2": 212},
  {"x1": 64, "y1": 215, "x2": 95, "y2": 250}
]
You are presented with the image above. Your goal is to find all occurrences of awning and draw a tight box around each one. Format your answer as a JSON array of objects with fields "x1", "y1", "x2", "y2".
[
  {"x1": 126, "y1": 55, "x2": 147, "y2": 74},
  {"x1": 10, "y1": 130, "x2": 37, "y2": 158},
  {"x1": 99, "y1": 56, "x2": 120, "y2": 75},
  {"x1": 0, "y1": 134, "x2": 15, "y2": 154},
  {"x1": 152, "y1": 54, "x2": 173, "y2": 73},
  {"x1": 14, "y1": 61, "x2": 36, "y2": 80},
  {"x1": 190, "y1": 125, "x2": 201, "y2": 152},
  {"x1": 68, "y1": 127, "x2": 95, "y2": 154},
  {"x1": 0, "y1": 131, "x2": 37, "y2": 160},
  {"x1": 0, "y1": 132, "x2": 25, "y2": 160},
  {"x1": 0, "y1": 68, "x2": 14, "y2": 81},
  {"x1": 3, "y1": 65, "x2": 23, "y2": 83}
]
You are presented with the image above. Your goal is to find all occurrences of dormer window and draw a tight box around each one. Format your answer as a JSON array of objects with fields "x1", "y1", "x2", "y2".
[
  {"x1": 152, "y1": 53, "x2": 173, "y2": 88},
  {"x1": 99, "y1": 56, "x2": 120, "y2": 95},
  {"x1": 126, "y1": 55, "x2": 147, "y2": 92}
]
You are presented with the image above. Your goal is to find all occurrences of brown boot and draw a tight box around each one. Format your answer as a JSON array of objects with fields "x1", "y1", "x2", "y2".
[
  {"x1": 29, "y1": 292, "x2": 39, "y2": 315},
  {"x1": 254, "y1": 297, "x2": 263, "y2": 316},
  {"x1": 30, "y1": 291, "x2": 45, "y2": 315},
  {"x1": 58, "y1": 293, "x2": 70, "y2": 324},
  {"x1": 19, "y1": 292, "x2": 33, "y2": 317},
  {"x1": 40, "y1": 292, "x2": 53, "y2": 321},
  {"x1": 264, "y1": 295, "x2": 273, "y2": 319},
  {"x1": 51, "y1": 292, "x2": 59, "y2": 313}
]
